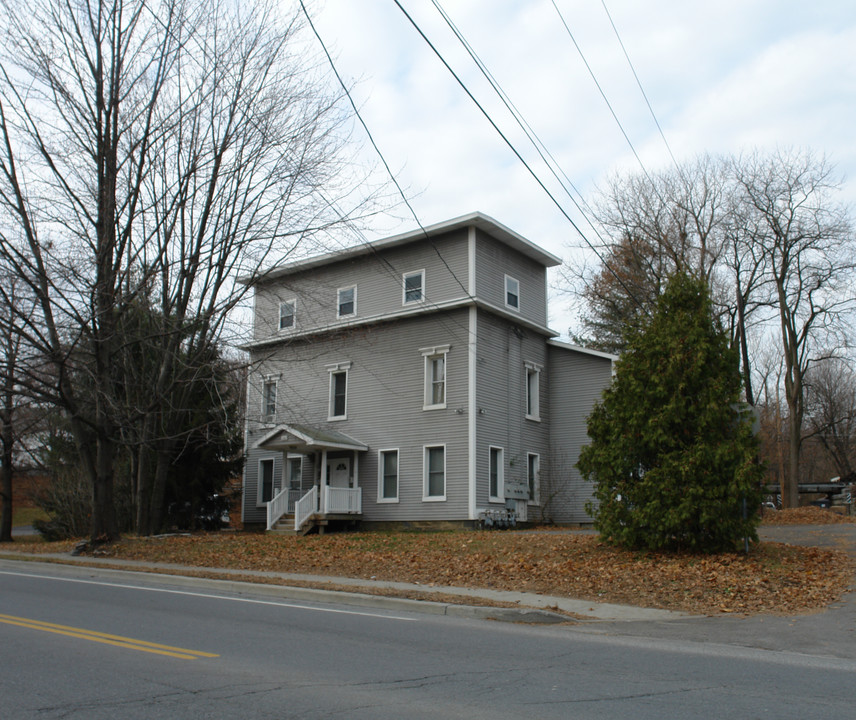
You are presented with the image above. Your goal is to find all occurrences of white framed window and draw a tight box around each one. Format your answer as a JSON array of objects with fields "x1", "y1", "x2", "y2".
[
  {"x1": 527, "y1": 452, "x2": 540, "y2": 503},
  {"x1": 327, "y1": 361, "x2": 351, "y2": 420},
  {"x1": 423, "y1": 445, "x2": 446, "y2": 501},
  {"x1": 525, "y1": 361, "x2": 541, "y2": 421},
  {"x1": 489, "y1": 446, "x2": 504, "y2": 502},
  {"x1": 378, "y1": 449, "x2": 399, "y2": 503},
  {"x1": 337, "y1": 285, "x2": 356, "y2": 317},
  {"x1": 420, "y1": 344, "x2": 450, "y2": 410},
  {"x1": 403, "y1": 269, "x2": 425, "y2": 305},
  {"x1": 258, "y1": 458, "x2": 275, "y2": 505},
  {"x1": 262, "y1": 377, "x2": 277, "y2": 418},
  {"x1": 505, "y1": 275, "x2": 520, "y2": 310},
  {"x1": 279, "y1": 299, "x2": 296, "y2": 330}
]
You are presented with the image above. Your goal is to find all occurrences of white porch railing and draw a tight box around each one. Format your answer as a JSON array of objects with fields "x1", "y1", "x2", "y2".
[
  {"x1": 266, "y1": 488, "x2": 304, "y2": 530},
  {"x1": 294, "y1": 486, "x2": 318, "y2": 532},
  {"x1": 266, "y1": 487, "x2": 291, "y2": 531},
  {"x1": 324, "y1": 486, "x2": 362, "y2": 514}
]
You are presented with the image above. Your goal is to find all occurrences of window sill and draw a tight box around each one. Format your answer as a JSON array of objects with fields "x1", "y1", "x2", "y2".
[
  {"x1": 525, "y1": 414, "x2": 541, "y2": 422},
  {"x1": 488, "y1": 496, "x2": 505, "y2": 504},
  {"x1": 422, "y1": 403, "x2": 447, "y2": 411},
  {"x1": 422, "y1": 495, "x2": 447, "y2": 502},
  {"x1": 377, "y1": 497, "x2": 400, "y2": 504},
  {"x1": 327, "y1": 415, "x2": 347, "y2": 422}
]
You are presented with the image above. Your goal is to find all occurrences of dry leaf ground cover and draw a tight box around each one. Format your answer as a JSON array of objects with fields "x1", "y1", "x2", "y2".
[{"x1": 10, "y1": 508, "x2": 854, "y2": 616}]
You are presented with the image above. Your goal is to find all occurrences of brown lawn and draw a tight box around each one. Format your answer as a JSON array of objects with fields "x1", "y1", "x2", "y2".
[{"x1": 7, "y1": 507, "x2": 853, "y2": 616}]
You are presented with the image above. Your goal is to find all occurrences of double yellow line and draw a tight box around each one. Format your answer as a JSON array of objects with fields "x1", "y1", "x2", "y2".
[{"x1": 0, "y1": 613, "x2": 219, "y2": 660}]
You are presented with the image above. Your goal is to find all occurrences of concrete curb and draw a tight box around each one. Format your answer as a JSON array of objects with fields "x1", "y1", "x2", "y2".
[{"x1": 0, "y1": 551, "x2": 688, "y2": 623}]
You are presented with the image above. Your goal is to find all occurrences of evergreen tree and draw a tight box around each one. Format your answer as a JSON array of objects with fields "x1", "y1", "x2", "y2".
[{"x1": 578, "y1": 272, "x2": 763, "y2": 552}]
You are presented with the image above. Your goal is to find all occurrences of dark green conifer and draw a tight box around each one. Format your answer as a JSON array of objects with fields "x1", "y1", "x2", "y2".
[{"x1": 578, "y1": 272, "x2": 763, "y2": 552}]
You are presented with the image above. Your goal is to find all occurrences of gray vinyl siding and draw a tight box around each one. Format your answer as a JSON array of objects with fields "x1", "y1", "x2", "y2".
[
  {"x1": 474, "y1": 229, "x2": 548, "y2": 328},
  {"x1": 474, "y1": 312, "x2": 550, "y2": 512},
  {"x1": 244, "y1": 308, "x2": 472, "y2": 522},
  {"x1": 546, "y1": 344, "x2": 613, "y2": 523},
  {"x1": 252, "y1": 231, "x2": 470, "y2": 341},
  {"x1": 241, "y1": 443, "x2": 283, "y2": 524}
]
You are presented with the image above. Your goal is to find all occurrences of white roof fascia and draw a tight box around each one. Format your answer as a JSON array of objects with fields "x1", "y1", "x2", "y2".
[
  {"x1": 546, "y1": 339, "x2": 618, "y2": 362},
  {"x1": 238, "y1": 212, "x2": 562, "y2": 286}
]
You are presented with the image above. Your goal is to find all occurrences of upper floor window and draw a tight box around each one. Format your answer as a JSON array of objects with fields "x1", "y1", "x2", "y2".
[
  {"x1": 505, "y1": 275, "x2": 519, "y2": 310},
  {"x1": 378, "y1": 449, "x2": 399, "y2": 503},
  {"x1": 525, "y1": 361, "x2": 541, "y2": 421},
  {"x1": 423, "y1": 445, "x2": 446, "y2": 501},
  {"x1": 403, "y1": 269, "x2": 425, "y2": 305},
  {"x1": 489, "y1": 446, "x2": 504, "y2": 502},
  {"x1": 338, "y1": 286, "x2": 356, "y2": 317},
  {"x1": 327, "y1": 361, "x2": 351, "y2": 420},
  {"x1": 421, "y1": 344, "x2": 450, "y2": 410},
  {"x1": 262, "y1": 378, "x2": 277, "y2": 418},
  {"x1": 279, "y1": 299, "x2": 296, "y2": 330}
]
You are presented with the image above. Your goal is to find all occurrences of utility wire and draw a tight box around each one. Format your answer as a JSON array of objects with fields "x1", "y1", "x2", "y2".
[
  {"x1": 398, "y1": 0, "x2": 647, "y2": 313},
  {"x1": 429, "y1": 0, "x2": 602, "y2": 242},
  {"x1": 391, "y1": 1, "x2": 625, "y2": 288},
  {"x1": 297, "y1": 0, "x2": 474, "y2": 331},
  {"x1": 600, "y1": 0, "x2": 679, "y2": 171},
  {"x1": 549, "y1": 0, "x2": 656, "y2": 189}
]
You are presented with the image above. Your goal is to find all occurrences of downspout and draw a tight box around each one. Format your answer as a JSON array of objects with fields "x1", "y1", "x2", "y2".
[{"x1": 468, "y1": 226, "x2": 478, "y2": 519}]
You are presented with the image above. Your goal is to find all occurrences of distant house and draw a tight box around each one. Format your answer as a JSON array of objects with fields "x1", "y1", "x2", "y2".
[{"x1": 240, "y1": 213, "x2": 613, "y2": 532}]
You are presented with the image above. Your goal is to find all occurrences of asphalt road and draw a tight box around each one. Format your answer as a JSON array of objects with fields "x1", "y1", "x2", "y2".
[{"x1": 1, "y1": 559, "x2": 854, "y2": 719}]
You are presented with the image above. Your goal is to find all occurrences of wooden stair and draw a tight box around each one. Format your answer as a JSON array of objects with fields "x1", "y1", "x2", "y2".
[{"x1": 267, "y1": 513, "x2": 327, "y2": 536}]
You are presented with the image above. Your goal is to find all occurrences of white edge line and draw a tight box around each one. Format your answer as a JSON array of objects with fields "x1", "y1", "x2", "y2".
[{"x1": 0, "y1": 569, "x2": 418, "y2": 622}]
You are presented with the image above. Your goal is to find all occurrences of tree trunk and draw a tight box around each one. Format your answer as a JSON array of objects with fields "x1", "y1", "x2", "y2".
[
  {"x1": 148, "y1": 443, "x2": 173, "y2": 535},
  {"x1": 0, "y1": 460, "x2": 12, "y2": 542},
  {"x1": 90, "y1": 433, "x2": 117, "y2": 541},
  {"x1": 784, "y1": 413, "x2": 801, "y2": 509},
  {"x1": 135, "y1": 444, "x2": 153, "y2": 536}
]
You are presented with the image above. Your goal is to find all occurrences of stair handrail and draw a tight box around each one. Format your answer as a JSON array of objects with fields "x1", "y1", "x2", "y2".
[
  {"x1": 266, "y1": 485, "x2": 292, "y2": 531},
  {"x1": 294, "y1": 486, "x2": 318, "y2": 532}
]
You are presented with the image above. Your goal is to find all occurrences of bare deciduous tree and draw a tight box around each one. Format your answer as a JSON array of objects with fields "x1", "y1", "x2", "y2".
[
  {"x1": 734, "y1": 149, "x2": 854, "y2": 507},
  {"x1": 567, "y1": 149, "x2": 855, "y2": 509},
  {"x1": 805, "y1": 358, "x2": 856, "y2": 484},
  {"x1": 0, "y1": 0, "x2": 372, "y2": 539}
]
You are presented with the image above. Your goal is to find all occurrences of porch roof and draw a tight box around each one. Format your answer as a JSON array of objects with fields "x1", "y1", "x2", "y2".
[{"x1": 254, "y1": 423, "x2": 368, "y2": 453}]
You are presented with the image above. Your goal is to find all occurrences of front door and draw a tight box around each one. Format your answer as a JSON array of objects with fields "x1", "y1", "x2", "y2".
[{"x1": 327, "y1": 457, "x2": 351, "y2": 489}]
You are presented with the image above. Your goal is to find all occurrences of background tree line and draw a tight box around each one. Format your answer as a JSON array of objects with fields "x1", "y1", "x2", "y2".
[
  {"x1": 0, "y1": 0, "x2": 375, "y2": 542},
  {"x1": 564, "y1": 149, "x2": 856, "y2": 508}
]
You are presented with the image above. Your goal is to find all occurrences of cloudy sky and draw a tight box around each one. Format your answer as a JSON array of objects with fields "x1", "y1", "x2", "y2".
[{"x1": 308, "y1": 0, "x2": 856, "y2": 335}]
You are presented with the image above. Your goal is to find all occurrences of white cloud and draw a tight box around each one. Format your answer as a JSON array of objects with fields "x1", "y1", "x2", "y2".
[{"x1": 310, "y1": 0, "x2": 856, "y2": 335}]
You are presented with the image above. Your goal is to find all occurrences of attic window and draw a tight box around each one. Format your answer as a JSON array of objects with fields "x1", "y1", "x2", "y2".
[
  {"x1": 403, "y1": 270, "x2": 425, "y2": 305},
  {"x1": 505, "y1": 276, "x2": 519, "y2": 310},
  {"x1": 279, "y1": 300, "x2": 296, "y2": 330},
  {"x1": 338, "y1": 286, "x2": 356, "y2": 317}
]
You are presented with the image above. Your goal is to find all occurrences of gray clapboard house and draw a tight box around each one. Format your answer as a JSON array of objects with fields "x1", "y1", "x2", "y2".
[{"x1": 241, "y1": 213, "x2": 613, "y2": 532}]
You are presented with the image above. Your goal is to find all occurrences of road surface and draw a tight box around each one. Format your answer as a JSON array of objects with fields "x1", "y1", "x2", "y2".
[{"x1": 1, "y1": 559, "x2": 852, "y2": 719}]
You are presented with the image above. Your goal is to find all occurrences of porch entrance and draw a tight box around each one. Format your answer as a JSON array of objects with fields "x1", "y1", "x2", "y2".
[
  {"x1": 253, "y1": 423, "x2": 367, "y2": 533},
  {"x1": 327, "y1": 457, "x2": 351, "y2": 489}
]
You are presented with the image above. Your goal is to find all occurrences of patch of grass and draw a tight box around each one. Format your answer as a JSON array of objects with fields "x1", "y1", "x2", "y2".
[{"x1": 12, "y1": 506, "x2": 49, "y2": 528}]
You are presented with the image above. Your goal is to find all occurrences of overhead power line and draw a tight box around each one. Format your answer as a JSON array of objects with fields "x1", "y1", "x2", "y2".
[{"x1": 599, "y1": 0, "x2": 679, "y2": 171}]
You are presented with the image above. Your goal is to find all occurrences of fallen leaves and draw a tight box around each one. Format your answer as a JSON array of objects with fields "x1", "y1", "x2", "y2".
[
  {"x1": 761, "y1": 506, "x2": 856, "y2": 525},
  {"x1": 13, "y1": 527, "x2": 853, "y2": 617}
]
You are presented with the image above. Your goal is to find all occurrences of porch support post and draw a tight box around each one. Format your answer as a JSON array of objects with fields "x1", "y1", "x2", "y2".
[{"x1": 320, "y1": 449, "x2": 328, "y2": 513}]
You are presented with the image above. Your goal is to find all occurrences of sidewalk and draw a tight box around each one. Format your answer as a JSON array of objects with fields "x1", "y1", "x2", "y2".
[{"x1": 0, "y1": 550, "x2": 689, "y2": 624}]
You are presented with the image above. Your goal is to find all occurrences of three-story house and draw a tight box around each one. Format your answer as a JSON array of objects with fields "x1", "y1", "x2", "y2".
[{"x1": 241, "y1": 213, "x2": 613, "y2": 532}]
